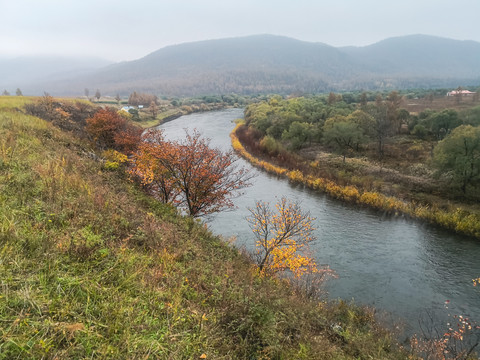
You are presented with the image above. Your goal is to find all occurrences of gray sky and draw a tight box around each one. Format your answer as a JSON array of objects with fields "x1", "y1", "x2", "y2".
[{"x1": 1, "y1": 0, "x2": 479, "y2": 62}]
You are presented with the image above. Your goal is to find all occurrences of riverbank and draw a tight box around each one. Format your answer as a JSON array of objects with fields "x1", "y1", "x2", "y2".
[{"x1": 231, "y1": 121, "x2": 480, "y2": 240}]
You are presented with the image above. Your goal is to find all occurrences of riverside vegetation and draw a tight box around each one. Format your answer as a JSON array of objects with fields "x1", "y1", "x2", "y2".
[
  {"x1": 232, "y1": 91, "x2": 480, "y2": 239},
  {"x1": 0, "y1": 95, "x2": 416, "y2": 359}
]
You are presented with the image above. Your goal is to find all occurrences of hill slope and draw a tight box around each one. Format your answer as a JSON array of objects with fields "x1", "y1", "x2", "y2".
[
  {"x1": 0, "y1": 97, "x2": 406, "y2": 358},
  {"x1": 10, "y1": 34, "x2": 480, "y2": 96}
]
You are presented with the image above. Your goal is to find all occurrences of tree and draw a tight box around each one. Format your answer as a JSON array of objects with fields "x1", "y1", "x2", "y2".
[
  {"x1": 281, "y1": 121, "x2": 313, "y2": 149},
  {"x1": 396, "y1": 108, "x2": 410, "y2": 133},
  {"x1": 115, "y1": 94, "x2": 121, "y2": 104},
  {"x1": 15, "y1": 88, "x2": 23, "y2": 96},
  {"x1": 386, "y1": 91, "x2": 403, "y2": 134},
  {"x1": 327, "y1": 92, "x2": 337, "y2": 105},
  {"x1": 346, "y1": 110, "x2": 375, "y2": 138},
  {"x1": 84, "y1": 88, "x2": 89, "y2": 99},
  {"x1": 246, "y1": 197, "x2": 318, "y2": 278},
  {"x1": 365, "y1": 102, "x2": 392, "y2": 158},
  {"x1": 430, "y1": 109, "x2": 461, "y2": 140},
  {"x1": 412, "y1": 124, "x2": 428, "y2": 139},
  {"x1": 95, "y1": 89, "x2": 101, "y2": 101},
  {"x1": 359, "y1": 92, "x2": 368, "y2": 107},
  {"x1": 128, "y1": 92, "x2": 158, "y2": 107},
  {"x1": 433, "y1": 125, "x2": 480, "y2": 194},
  {"x1": 86, "y1": 108, "x2": 142, "y2": 154},
  {"x1": 129, "y1": 131, "x2": 179, "y2": 204},
  {"x1": 133, "y1": 129, "x2": 252, "y2": 217},
  {"x1": 323, "y1": 119, "x2": 365, "y2": 162},
  {"x1": 2, "y1": 90, "x2": 10, "y2": 96},
  {"x1": 149, "y1": 100, "x2": 159, "y2": 119}
]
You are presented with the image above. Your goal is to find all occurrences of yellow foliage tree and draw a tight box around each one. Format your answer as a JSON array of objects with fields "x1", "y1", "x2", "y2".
[{"x1": 246, "y1": 197, "x2": 318, "y2": 278}]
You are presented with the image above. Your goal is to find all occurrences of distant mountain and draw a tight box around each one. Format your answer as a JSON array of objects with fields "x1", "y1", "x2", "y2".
[
  {"x1": 9, "y1": 34, "x2": 480, "y2": 96},
  {"x1": 0, "y1": 56, "x2": 113, "y2": 95},
  {"x1": 341, "y1": 34, "x2": 480, "y2": 78}
]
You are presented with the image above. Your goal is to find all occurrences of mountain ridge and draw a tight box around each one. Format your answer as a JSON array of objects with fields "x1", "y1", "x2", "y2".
[{"x1": 5, "y1": 34, "x2": 480, "y2": 96}]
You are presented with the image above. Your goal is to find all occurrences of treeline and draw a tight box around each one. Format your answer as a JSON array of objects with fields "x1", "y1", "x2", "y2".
[{"x1": 244, "y1": 92, "x2": 407, "y2": 154}]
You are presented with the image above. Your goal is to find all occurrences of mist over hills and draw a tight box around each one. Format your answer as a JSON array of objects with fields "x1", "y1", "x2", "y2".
[
  {"x1": 4, "y1": 34, "x2": 480, "y2": 96},
  {"x1": 0, "y1": 56, "x2": 112, "y2": 92}
]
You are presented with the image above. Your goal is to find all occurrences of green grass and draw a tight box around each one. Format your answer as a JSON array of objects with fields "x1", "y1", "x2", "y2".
[
  {"x1": 0, "y1": 96, "x2": 36, "y2": 110},
  {"x1": 0, "y1": 97, "x2": 408, "y2": 359}
]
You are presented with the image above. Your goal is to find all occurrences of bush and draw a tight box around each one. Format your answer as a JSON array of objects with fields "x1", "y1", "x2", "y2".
[{"x1": 412, "y1": 124, "x2": 428, "y2": 139}]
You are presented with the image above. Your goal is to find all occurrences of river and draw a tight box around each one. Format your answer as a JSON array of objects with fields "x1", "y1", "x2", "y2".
[{"x1": 158, "y1": 108, "x2": 480, "y2": 339}]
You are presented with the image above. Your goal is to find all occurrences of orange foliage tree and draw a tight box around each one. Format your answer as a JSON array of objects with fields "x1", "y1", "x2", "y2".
[
  {"x1": 246, "y1": 197, "x2": 320, "y2": 278},
  {"x1": 86, "y1": 108, "x2": 142, "y2": 154},
  {"x1": 131, "y1": 129, "x2": 252, "y2": 217},
  {"x1": 129, "y1": 130, "x2": 180, "y2": 204}
]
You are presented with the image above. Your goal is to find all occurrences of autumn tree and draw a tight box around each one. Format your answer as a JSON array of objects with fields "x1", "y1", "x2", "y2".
[
  {"x1": 128, "y1": 91, "x2": 158, "y2": 107},
  {"x1": 327, "y1": 92, "x2": 337, "y2": 105},
  {"x1": 246, "y1": 197, "x2": 319, "y2": 278},
  {"x1": 149, "y1": 100, "x2": 159, "y2": 119},
  {"x1": 129, "y1": 131, "x2": 179, "y2": 204},
  {"x1": 132, "y1": 129, "x2": 252, "y2": 217},
  {"x1": 86, "y1": 108, "x2": 142, "y2": 154},
  {"x1": 359, "y1": 92, "x2": 368, "y2": 107},
  {"x1": 386, "y1": 91, "x2": 403, "y2": 134}
]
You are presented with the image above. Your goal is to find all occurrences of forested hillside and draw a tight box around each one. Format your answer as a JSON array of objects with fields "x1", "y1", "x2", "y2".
[{"x1": 9, "y1": 34, "x2": 480, "y2": 97}]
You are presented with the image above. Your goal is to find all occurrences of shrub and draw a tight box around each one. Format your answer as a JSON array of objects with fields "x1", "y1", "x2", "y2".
[{"x1": 86, "y1": 108, "x2": 142, "y2": 154}]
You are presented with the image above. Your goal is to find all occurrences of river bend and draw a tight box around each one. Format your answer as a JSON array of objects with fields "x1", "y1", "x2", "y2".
[{"x1": 158, "y1": 108, "x2": 480, "y2": 337}]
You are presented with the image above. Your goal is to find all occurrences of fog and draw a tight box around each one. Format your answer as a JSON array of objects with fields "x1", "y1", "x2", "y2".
[{"x1": 2, "y1": 0, "x2": 479, "y2": 62}]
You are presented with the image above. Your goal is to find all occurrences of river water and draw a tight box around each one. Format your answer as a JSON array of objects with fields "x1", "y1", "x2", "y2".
[{"x1": 158, "y1": 108, "x2": 480, "y2": 338}]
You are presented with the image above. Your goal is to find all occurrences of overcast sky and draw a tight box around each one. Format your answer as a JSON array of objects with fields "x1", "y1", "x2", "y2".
[{"x1": 1, "y1": 0, "x2": 479, "y2": 62}]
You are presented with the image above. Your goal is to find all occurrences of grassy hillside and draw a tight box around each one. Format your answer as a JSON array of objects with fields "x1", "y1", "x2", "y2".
[{"x1": 0, "y1": 97, "x2": 407, "y2": 359}]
